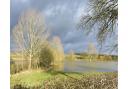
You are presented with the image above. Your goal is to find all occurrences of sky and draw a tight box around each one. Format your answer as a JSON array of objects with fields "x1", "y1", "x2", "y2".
[{"x1": 10, "y1": 0, "x2": 117, "y2": 55}]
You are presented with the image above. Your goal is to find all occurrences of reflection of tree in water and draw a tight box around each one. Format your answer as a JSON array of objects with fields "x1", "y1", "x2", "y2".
[
  {"x1": 67, "y1": 50, "x2": 76, "y2": 70},
  {"x1": 87, "y1": 42, "x2": 98, "y2": 61}
]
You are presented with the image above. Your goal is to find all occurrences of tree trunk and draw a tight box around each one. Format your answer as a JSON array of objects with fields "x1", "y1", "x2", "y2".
[
  {"x1": 29, "y1": 53, "x2": 32, "y2": 70},
  {"x1": 22, "y1": 51, "x2": 24, "y2": 70}
]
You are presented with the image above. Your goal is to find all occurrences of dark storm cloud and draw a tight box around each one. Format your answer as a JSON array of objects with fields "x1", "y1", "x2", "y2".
[
  {"x1": 11, "y1": 0, "x2": 98, "y2": 53},
  {"x1": 10, "y1": 0, "x2": 30, "y2": 29}
]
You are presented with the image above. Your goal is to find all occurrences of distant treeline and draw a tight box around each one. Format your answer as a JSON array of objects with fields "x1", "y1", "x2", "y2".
[{"x1": 74, "y1": 53, "x2": 118, "y2": 61}]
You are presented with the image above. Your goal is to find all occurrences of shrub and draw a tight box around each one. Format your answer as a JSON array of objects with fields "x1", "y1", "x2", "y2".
[
  {"x1": 39, "y1": 44, "x2": 54, "y2": 69},
  {"x1": 10, "y1": 62, "x2": 16, "y2": 74},
  {"x1": 10, "y1": 60, "x2": 29, "y2": 74}
]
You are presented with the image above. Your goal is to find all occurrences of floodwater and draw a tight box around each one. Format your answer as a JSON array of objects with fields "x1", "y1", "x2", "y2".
[{"x1": 63, "y1": 60, "x2": 118, "y2": 72}]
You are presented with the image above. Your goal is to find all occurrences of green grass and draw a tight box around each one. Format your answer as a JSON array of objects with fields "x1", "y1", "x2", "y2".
[
  {"x1": 10, "y1": 70, "x2": 83, "y2": 88},
  {"x1": 11, "y1": 70, "x2": 117, "y2": 89},
  {"x1": 11, "y1": 70, "x2": 51, "y2": 88}
]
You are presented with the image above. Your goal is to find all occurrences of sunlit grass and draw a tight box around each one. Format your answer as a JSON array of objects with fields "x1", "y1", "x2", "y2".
[
  {"x1": 11, "y1": 70, "x2": 117, "y2": 89},
  {"x1": 11, "y1": 70, "x2": 51, "y2": 88},
  {"x1": 11, "y1": 70, "x2": 82, "y2": 88}
]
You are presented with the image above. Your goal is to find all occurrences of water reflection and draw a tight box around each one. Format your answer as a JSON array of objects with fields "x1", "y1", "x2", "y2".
[{"x1": 63, "y1": 60, "x2": 118, "y2": 72}]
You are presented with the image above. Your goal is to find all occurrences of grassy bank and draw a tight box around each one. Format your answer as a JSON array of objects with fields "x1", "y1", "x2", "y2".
[
  {"x1": 11, "y1": 70, "x2": 82, "y2": 88},
  {"x1": 11, "y1": 70, "x2": 117, "y2": 89},
  {"x1": 44, "y1": 72, "x2": 117, "y2": 89}
]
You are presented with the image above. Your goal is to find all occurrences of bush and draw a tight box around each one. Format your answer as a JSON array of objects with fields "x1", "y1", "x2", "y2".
[
  {"x1": 10, "y1": 60, "x2": 29, "y2": 74},
  {"x1": 39, "y1": 44, "x2": 54, "y2": 69},
  {"x1": 10, "y1": 59, "x2": 15, "y2": 74},
  {"x1": 39, "y1": 41, "x2": 64, "y2": 71}
]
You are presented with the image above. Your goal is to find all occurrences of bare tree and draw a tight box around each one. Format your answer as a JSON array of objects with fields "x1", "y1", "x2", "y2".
[
  {"x1": 12, "y1": 9, "x2": 49, "y2": 69},
  {"x1": 87, "y1": 43, "x2": 97, "y2": 61},
  {"x1": 68, "y1": 50, "x2": 76, "y2": 61},
  {"x1": 79, "y1": 0, "x2": 118, "y2": 52}
]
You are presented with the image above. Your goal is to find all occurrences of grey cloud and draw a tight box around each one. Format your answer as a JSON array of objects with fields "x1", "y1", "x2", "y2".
[
  {"x1": 64, "y1": 41, "x2": 87, "y2": 53},
  {"x1": 11, "y1": 0, "x2": 99, "y2": 53},
  {"x1": 10, "y1": 0, "x2": 30, "y2": 29}
]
